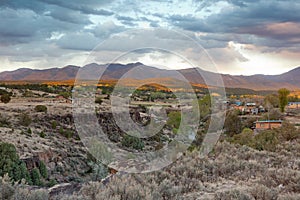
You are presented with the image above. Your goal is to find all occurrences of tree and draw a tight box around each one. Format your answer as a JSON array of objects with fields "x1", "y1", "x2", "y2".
[
  {"x1": 1, "y1": 94, "x2": 11, "y2": 104},
  {"x1": 0, "y1": 143, "x2": 19, "y2": 177},
  {"x1": 264, "y1": 94, "x2": 279, "y2": 108},
  {"x1": 262, "y1": 109, "x2": 282, "y2": 120},
  {"x1": 20, "y1": 162, "x2": 32, "y2": 185},
  {"x1": 278, "y1": 88, "x2": 290, "y2": 112},
  {"x1": 31, "y1": 168, "x2": 42, "y2": 186},
  {"x1": 224, "y1": 110, "x2": 242, "y2": 137},
  {"x1": 39, "y1": 161, "x2": 48, "y2": 179},
  {"x1": 0, "y1": 142, "x2": 32, "y2": 184}
]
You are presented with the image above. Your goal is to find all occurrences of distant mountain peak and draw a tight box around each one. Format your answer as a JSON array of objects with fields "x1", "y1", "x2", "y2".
[{"x1": 0, "y1": 63, "x2": 299, "y2": 90}]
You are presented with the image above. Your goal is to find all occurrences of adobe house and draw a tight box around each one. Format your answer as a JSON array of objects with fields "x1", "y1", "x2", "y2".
[
  {"x1": 288, "y1": 102, "x2": 300, "y2": 109},
  {"x1": 255, "y1": 120, "x2": 282, "y2": 130}
]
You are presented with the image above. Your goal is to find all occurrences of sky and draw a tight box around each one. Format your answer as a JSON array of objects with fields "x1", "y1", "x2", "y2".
[{"x1": 0, "y1": 0, "x2": 299, "y2": 75}]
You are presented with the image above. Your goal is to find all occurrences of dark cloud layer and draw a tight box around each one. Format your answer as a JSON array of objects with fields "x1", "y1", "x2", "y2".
[{"x1": 0, "y1": 0, "x2": 299, "y2": 74}]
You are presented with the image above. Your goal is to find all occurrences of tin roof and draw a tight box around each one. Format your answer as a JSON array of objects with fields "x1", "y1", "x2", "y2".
[{"x1": 255, "y1": 120, "x2": 283, "y2": 123}]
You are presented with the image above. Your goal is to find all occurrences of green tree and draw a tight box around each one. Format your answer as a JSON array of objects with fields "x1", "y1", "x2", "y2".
[
  {"x1": 39, "y1": 161, "x2": 48, "y2": 179},
  {"x1": 20, "y1": 162, "x2": 32, "y2": 185},
  {"x1": 1, "y1": 94, "x2": 11, "y2": 104},
  {"x1": 0, "y1": 143, "x2": 32, "y2": 184},
  {"x1": 224, "y1": 110, "x2": 242, "y2": 137},
  {"x1": 278, "y1": 88, "x2": 290, "y2": 112},
  {"x1": 0, "y1": 143, "x2": 19, "y2": 177},
  {"x1": 31, "y1": 168, "x2": 42, "y2": 186}
]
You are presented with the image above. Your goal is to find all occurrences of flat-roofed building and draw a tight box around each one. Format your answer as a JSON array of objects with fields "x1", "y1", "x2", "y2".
[{"x1": 255, "y1": 120, "x2": 282, "y2": 130}]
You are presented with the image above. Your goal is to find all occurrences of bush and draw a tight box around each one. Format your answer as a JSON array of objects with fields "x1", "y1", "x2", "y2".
[
  {"x1": 167, "y1": 111, "x2": 181, "y2": 130},
  {"x1": 230, "y1": 128, "x2": 254, "y2": 146},
  {"x1": 248, "y1": 184, "x2": 279, "y2": 200},
  {"x1": 0, "y1": 114, "x2": 10, "y2": 127},
  {"x1": 88, "y1": 161, "x2": 109, "y2": 181},
  {"x1": 47, "y1": 179, "x2": 57, "y2": 187},
  {"x1": 34, "y1": 105, "x2": 47, "y2": 113},
  {"x1": 19, "y1": 113, "x2": 32, "y2": 127},
  {"x1": 95, "y1": 97, "x2": 103, "y2": 105},
  {"x1": 250, "y1": 130, "x2": 279, "y2": 151},
  {"x1": 277, "y1": 121, "x2": 300, "y2": 141},
  {"x1": 51, "y1": 120, "x2": 57, "y2": 129},
  {"x1": 39, "y1": 131, "x2": 46, "y2": 138},
  {"x1": 1, "y1": 94, "x2": 11, "y2": 104},
  {"x1": 0, "y1": 175, "x2": 15, "y2": 200},
  {"x1": 121, "y1": 134, "x2": 144, "y2": 150},
  {"x1": 59, "y1": 127, "x2": 74, "y2": 139},
  {"x1": 215, "y1": 189, "x2": 252, "y2": 200}
]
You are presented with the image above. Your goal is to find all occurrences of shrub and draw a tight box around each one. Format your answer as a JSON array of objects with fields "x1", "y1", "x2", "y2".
[
  {"x1": 248, "y1": 184, "x2": 279, "y2": 200},
  {"x1": 19, "y1": 113, "x2": 32, "y2": 127},
  {"x1": 51, "y1": 120, "x2": 57, "y2": 129},
  {"x1": 0, "y1": 94, "x2": 11, "y2": 104},
  {"x1": 121, "y1": 134, "x2": 144, "y2": 150},
  {"x1": 230, "y1": 128, "x2": 254, "y2": 146},
  {"x1": 14, "y1": 188, "x2": 49, "y2": 200},
  {"x1": 95, "y1": 97, "x2": 103, "y2": 105},
  {"x1": 59, "y1": 127, "x2": 74, "y2": 139},
  {"x1": 39, "y1": 131, "x2": 46, "y2": 138},
  {"x1": 88, "y1": 161, "x2": 109, "y2": 181},
  {"x1": 167, "y1": 111, "x2": 181, "y2": 130},
  {"x1": 0, "y1": 174, "x2": 15, "y2": 200},
  {"x1": 0, "y1": 114, "x2": 10, "y2": 127},
  {"x1": 34, "y1": 105, "x2": 47, "y2": 113},
  {"x1": 250, "y1": 130, "x2": 279, "y2": 151},
  {"x1": 215, "y1": 189, "x2": 252, "y2": 200},
  {"x1": 277, "y1": 121, "x2": 300, "y2": 141},
  {"x1": 65, "y1": 129, "x2": 74, "y2": 139},
  {"x1": 47, "y1": 179, "x2": 57, "y2": 187}
]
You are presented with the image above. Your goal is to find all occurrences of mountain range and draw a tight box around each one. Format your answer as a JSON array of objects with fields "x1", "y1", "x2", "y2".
[{"x1": 0, "y1": 63, "x2": 299, "y2": 90}]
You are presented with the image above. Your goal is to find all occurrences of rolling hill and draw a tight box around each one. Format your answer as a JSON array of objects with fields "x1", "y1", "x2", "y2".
[{"x1": 0, "y1": 63, "x2": 299, "y2": 90}]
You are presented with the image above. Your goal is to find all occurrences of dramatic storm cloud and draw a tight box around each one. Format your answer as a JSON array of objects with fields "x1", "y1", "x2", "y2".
[{"x1": 0, "y1": 0, "x2": 299, "y2": 75}]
